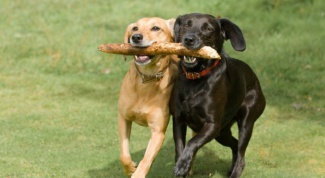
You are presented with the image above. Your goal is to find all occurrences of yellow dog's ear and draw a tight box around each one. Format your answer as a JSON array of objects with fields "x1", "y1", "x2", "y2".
[
  {"x1": 124, "y1": 23, "x2": 134, "y2": 43},
  {"x1": 166, "y1": 18, "x2": 176, "y2": 39},
  {"x1": 123, "y1": 23, "x2": 134, "y2": 60}
]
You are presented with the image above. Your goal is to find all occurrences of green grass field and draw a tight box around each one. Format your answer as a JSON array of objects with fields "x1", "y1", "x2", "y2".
[{"x1": 0, "y1": 0, "x2": 324, "y2": 177}]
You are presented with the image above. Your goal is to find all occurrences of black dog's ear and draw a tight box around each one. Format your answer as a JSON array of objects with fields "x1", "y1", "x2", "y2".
[
  {"x1": 173, "y1": 16, "x2": 183, "y2": 43},
  {"x1": 219, "y1": 18, "x2": 246, "y2": 51}
]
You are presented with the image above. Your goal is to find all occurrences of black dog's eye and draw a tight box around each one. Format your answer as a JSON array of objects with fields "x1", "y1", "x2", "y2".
[
  {"x1": 185, "y1": 20, "x2": 192, "y2": 27},
  {"x1": 132, "y1": 27, "x2": 138, "y2": 31},
  {"x1": 206, "y1": 27, "x2": 213, "y2": 32},
  {"x1": 151, "y1": 26, "x2": 160, "y2": 31},
  {"x1": 202, "y1": 24, "x2": 214, "y2": 32}
]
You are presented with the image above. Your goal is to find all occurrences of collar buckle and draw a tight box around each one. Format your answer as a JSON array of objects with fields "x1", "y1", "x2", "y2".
[
  {"x1": 155, "y1": 72, "x2": 164, "y2": 81},
  {"x1": 185, "y1": 72, "x2": 200, "y2": 79},
  {"x1": 182, "y1": 59, "x2": 220, "y2": 80}
]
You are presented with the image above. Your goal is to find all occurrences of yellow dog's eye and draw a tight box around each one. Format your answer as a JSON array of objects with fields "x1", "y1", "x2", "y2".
[
  {"x1": 151, "y1": 26, "x2": 160, "y2": 31},
  {"x1": 132, "y1": 27, "x2": 138, "y2": 31}
]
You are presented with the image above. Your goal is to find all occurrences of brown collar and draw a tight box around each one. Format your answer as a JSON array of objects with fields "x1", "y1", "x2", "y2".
[
  {"x1": 182, "y1": 59, "x2": 220, "y2": 80},
  {"x1": 135, "y1": 60, "x2": 170, "y2": 83}
]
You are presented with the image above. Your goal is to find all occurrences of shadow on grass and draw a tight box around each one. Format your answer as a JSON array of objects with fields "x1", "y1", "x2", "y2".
[{"x1": 88, "y1": 139, "x2": 231, "y2": 178}]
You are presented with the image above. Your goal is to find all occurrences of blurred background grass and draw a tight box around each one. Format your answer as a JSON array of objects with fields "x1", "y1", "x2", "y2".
[{"x1": 0, "y1": 0, "x2": 324, "y2": 177}]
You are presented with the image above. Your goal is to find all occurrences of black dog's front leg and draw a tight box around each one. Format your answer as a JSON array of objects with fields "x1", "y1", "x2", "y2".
[
  {"x1": 172, "y1": 115, "x2": 187, "y2": 164},
  {"x1": 174, "y1": 122, "x2": 221, "y2": 177}
]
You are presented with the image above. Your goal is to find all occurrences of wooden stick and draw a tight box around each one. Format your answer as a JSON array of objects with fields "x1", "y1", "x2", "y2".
[{"x1": 98, "y1": 43, "x2": 220, "y2": 59}]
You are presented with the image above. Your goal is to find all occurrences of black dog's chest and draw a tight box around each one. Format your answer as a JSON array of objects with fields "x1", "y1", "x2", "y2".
[{"x1": 180, "y1": 88, "x2": 208, "y2": 130}]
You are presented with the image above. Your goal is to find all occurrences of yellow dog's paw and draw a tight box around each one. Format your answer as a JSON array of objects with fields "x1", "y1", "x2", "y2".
[{"x1": 123, "y1": 161, "x2": 137, "y2": 177}]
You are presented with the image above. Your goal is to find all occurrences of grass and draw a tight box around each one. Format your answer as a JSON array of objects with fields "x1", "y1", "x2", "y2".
[{"x1": 0, "y1": 0, "x2": 324, "y2": 177}]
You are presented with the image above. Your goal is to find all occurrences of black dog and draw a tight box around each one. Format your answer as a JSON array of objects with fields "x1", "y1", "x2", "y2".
[{"x1": 170, "y1": 13, "x2": 266, "y2": 178}]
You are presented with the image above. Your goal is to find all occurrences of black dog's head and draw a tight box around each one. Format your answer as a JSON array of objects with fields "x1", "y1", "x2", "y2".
[{"x1": 174, "y1": 13, "x2": 246, "y2": 69}]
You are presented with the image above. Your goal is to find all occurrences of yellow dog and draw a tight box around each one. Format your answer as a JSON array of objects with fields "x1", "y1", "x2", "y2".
[{"x1": 118, "y1": 17, "x2": 179, "y2": 177}]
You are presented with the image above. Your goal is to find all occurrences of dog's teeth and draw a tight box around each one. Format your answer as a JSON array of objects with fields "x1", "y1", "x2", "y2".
[
  {"x1": 184, "y1": 56, "x2": 197, "y2": 63},
  {"x1": 183, "y1": 56, "x2": 197, "y2": 63}
]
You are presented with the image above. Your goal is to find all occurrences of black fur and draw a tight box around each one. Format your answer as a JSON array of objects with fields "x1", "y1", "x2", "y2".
[{"x1": 170, "y1": 13, "x2": 266, "y2": 178}]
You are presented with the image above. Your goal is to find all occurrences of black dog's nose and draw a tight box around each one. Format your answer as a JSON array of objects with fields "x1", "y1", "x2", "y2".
[
  {"x1": 184, "y1": 36, "x2": 194, "y2": 45},
  {"x1": 183, "y1": 34, "x2": 201, "y2": 49},
  {"x1": 183, "y1": 34, "x2": 198, "y2": 48},
  {"x1": 131, "y1": 34, "x2": 143, "y2": 43}
]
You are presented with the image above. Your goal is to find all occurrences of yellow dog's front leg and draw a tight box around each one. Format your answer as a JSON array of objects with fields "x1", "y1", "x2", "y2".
[
  {"x1": 131, "y1": 131, "x2": 165, "y2": 178},
  {"x1": 118, "y1": 114, "x2": 136, "y2": 177}
]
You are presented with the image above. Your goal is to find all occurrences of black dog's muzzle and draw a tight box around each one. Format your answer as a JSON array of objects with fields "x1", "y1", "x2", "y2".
[{"x1": 182, "y1": 34, "x2": 202, "y2": 50}]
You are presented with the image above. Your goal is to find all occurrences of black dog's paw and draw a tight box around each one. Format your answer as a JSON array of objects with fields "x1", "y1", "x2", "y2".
[{"x1": 174, "y1": 157, "x2": 191, "y2": 177}]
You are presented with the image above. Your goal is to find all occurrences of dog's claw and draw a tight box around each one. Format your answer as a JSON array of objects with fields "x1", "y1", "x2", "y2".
[
  {"x1": 174, "y1": 160, "x2": 191, "y2": 177},
  {"x1": 174, "y1": 168, "x2": 188, "y2": 177}
]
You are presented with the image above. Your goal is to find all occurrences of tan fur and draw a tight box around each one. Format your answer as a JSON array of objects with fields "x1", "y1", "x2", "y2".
[{"x1": 118, "y1": 17, "x2": 179, "y2": 178}]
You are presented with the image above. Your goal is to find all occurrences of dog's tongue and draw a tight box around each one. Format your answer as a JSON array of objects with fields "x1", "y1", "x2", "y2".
[{"x1": 137, "y1": 55, "x2": 150, "y2": 62}]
